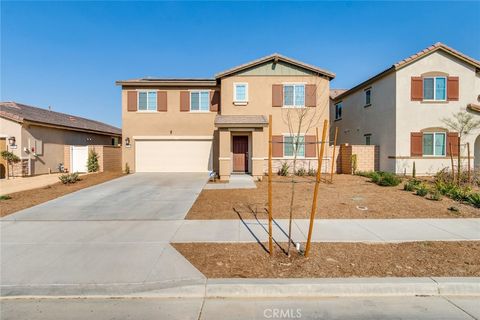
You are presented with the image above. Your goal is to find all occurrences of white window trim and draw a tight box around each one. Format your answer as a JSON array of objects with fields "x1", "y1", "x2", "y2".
[
  {"x1": 189, "y1": 90, "x2": 211, "y2": 112},
  {"x1": 282, "y1": 133, "x2": 306, "y2": 158},
  {"x1": 233, "y1": 83, "x2": 248, "y2": 104},
  {"x1": 137, "y1": 90, "x2": 157, "y2": 112},
  {"x1": 423, "y1": 76, "x2": 447, "y2": 102},
  {"x1": 335, "y1": 102, "x2": 342, "y2": 120},
  {"x1": 423, "y1": 132, "x2": 446, "y2": 157},
  {"x1": 282, "y1": 84, "x2": 306, "y2": 108}
]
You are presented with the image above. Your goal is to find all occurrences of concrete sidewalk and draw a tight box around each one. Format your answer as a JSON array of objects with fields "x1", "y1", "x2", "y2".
[
  {"x1": 171, "y1": 218, "x2": 480, "y2": 243},
  {"x1": 0, "y1": 173, "x2": 64, "y2": 195}
]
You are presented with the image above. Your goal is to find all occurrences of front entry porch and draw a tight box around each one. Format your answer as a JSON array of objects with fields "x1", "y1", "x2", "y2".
[{"x1": 215, "y1": 115, "x2": 268, "y2": 181}]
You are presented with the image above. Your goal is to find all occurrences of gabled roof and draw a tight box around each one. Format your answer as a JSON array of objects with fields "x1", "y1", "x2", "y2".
[
  {"x1": 0, "y1": 102, "x2": 121, "y2": 136},
  {"x1": 214, "y1": 53, "x2": 335, "y2": 79},
  {"x1": 330, "y1": 89, "x2": 348, "y2": 99},
  {"x1": 116, "y1": 78, "x2": 217, "y2": 87},
  {"x1": 335, "y1": 42, "x2": 480, "y2": 101}
]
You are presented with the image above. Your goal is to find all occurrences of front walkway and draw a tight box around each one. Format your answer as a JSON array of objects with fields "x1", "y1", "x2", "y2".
[
  {"x1": 0, "y1": 173, "x2": 64, "y2": 194},
  {"x1": 203, "y1": 174, "x2": 256, "y2": 190}
]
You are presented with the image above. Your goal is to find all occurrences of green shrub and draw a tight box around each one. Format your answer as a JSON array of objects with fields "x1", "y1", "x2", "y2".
[
  {"x1": 403, "y1": 179, "x2": 421, "y2": 192},
  {"x1": 467, "y1": 193, "x2": 480, "y2": 208},
  {"x1": 125, "y1": 162, "x2": 130, "y2": 174},
  {"x1": 427, "y1": 190, "x2": 442, "y2": 201},
  {"x1": 0, "y1": 195, "x2": 12, "y2": 201},
  {"x1": 59, "y1": 172, "x2": 80, "y2": 184},
  {"x1": 448, "y1": 186, "x2": 471, "y2": 202},
  {"x1": 307, "y1": 168, "x2": 316, "y2": 177},
  {"x1": 376, "y1": 172, "x2": 402, "y2": 187},
  {"x1": 296, "y1": 167, "x2": 306, "y2": 176},
  {"x1": 369, "y1": 172, "x2": 381, "y2": 183},
  {"x1": 278, "y1": 162, "x2": 290, "y2": 176},
  {"x1": 87, "y1": 150, "x2": 99, "y2": 173},
  {"x1": 415, "y1": 184, "x2": 428, "y2": 197},
  {"x1": 356, "y1": 171, "x2": 374, "y2": 178},
  {"x1": 351, "y1": 154, "x2": 358, "y2": 174}
]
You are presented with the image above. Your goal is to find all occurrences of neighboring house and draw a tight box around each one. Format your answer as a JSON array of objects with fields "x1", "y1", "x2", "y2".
[
  {"x1": 0, "y1": 102, "x2": 122, "y2": 178},
  {"x1": 331, "y1": 43, "x2": 480, "y2": 175},
  {"x1": 117, "y1": 54, "x2": 335, "y2": 180}
]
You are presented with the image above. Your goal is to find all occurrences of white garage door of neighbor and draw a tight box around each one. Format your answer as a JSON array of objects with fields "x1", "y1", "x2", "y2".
[
  {"x1": 135, "y1": 139, "x2": 213, "y2": 172},
  {"x1": 71, "y1": 146, "x2": 88, "y2": 173}
]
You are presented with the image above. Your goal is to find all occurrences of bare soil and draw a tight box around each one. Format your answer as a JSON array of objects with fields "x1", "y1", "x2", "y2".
[
  {"x1": 0, "y1": 171, "x2": 125, "y2": 217},
  {"x1": 173, "y1": 241, "x2": 480, "y2": 278},
  {"x1": 186, "y1": 175, "x2": 479, "y2": 219}
]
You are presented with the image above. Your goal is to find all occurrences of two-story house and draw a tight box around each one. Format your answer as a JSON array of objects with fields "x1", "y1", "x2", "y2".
[
  {"x1": 331, "y1": 43, "x2": 480, "y2": 175},
  {"x1": 117, "y1": 54, "x2": 335, "y2": 180}
]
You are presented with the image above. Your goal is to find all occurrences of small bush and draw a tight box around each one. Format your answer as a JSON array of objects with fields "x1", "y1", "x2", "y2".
[
  {"x1": 87, "y1": 150, "x2": 99, "y2": 173},
  {"x1": 449, "y1": 186, "x2": 471, "y2": 202},
  {"x1": 356, "y1": 171, "x2": 374, "y2": 178},
  {"x1": 370, "y1": 172, "x2": 381, "y2": 183},
  {"x1": 376, "y1": 172, "x2": 402, "y2": 187},
  {"x1": 296, "y1": 167, "x2": 306, "y2": 176},
  {"x1": 415, "y1": 184, "x2": 428, "y2": 197},
  {"x1": 307, "y1": 168, "x2": 316, "y2": 177},
  {"x1": 427, "y1": 190, "x2": 442, "y2": 201},
  {"x1": 125, "y1": 162, "x2": 130, "y2": 174},
  {"x1": 351, "y1": 154, "x2": 358, "y2": 174},
  {"x1": 467, "y1": 193, "x2": 480, "y2": 208},
  {"x1": 278, "y1": 162, "x2": 290, "y2": 176},
  {"x1": 59, "y1": 172, "x2": 80, "y2": 184},
  {"x1": 403, "y1": 179, "x2": 421, "y2": 192},
  {"x1": 0, "y1": 195, "x2": 12, "y2": 201}
]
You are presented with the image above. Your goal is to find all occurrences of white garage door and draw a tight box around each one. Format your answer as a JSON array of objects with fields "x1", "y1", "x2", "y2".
[{"x1": 135, "y1": 139, "x2": 213, "y2": 172}]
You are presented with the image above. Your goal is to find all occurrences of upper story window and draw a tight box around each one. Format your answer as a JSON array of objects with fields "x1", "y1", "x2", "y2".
[
  {"x1": 365, "y1": 88, "x2": 371, "y2": 106},
  {"x1": 364, "y1": 134, "x2": 371, "y2": 145},
  {"x1": 283, "y1": 84, "x2": 305, "y2": 107},
  {"x1": 284, "y1": 135, "x2": 305, "y2": 157},
  {"x1": 335, "y1": 102, "x2": 342, "y2": 120},
  {"x1": 423, "y1": 132, "x2": 446, "y2": 156},
  {"x1": 138, "y1": 91, "x2": 157, "y2": 111},
  {"x1": 190, "y1": 91, "x2": 210, "y2": 112},
  {"x1": 234, "y1": 83, "x2": 248, "y2": 104},
  {"x1": 423, "y1": 77, "x2": 446, "y2": 101}
]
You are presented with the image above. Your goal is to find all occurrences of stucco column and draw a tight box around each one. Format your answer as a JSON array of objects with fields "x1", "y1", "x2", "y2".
[
  {"x1": 251, "y1": 128, "x2": 266, "y2": 179},
  {"x1": 218, "y1": 129, "x2": 231, "y2": 181}
]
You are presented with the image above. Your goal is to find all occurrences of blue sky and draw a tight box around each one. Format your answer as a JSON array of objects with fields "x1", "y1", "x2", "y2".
[{"x1": 1, "y1": 1, "x2": 479, "y2": 128}]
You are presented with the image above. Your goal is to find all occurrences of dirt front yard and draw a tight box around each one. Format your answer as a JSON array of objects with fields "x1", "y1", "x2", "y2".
[
  {"x1": 0, "y1": 171, "x2": 125, "y2": 217},
  {"x1": 186, "y1": 175, "x2": 479, "y2": 219},
  {"x1": 173, "y1": 241, "x2": 480, "y2": 278}
]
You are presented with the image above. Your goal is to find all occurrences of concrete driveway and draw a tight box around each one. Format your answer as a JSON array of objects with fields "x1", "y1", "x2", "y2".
[{"x1": 3, "y1": 173, "x2": 208, "y2": 221}]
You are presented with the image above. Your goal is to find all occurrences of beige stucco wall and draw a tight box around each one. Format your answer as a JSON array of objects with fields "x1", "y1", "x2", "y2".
[
  {"x1": 332, "y1": 72, "x2": 397, "y2": 172},
  {"x1": 395, "y1": 51, "x2": 480, "y2": 175},
  {"x1": 121, "y1": 86, "x2": 218, "y2": 172},
  {"x1": 218, "y1": 74, "x2": 330, "y2": 179},
  {"x1": 0, "y1": 118, "x2": 23, "y2": 158}
]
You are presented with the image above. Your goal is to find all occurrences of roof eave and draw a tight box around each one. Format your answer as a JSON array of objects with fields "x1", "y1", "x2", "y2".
[
  {"x1": 23, "y1": 120, "x2": 122, "y2": 137},
  {"x1": 115, "y1": 80, "x2": 218, "y2": 87}
]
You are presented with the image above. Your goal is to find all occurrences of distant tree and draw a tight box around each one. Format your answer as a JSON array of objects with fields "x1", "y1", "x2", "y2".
[{"x1": 1, "y1": 151, "x2": 20, "y2": 179}]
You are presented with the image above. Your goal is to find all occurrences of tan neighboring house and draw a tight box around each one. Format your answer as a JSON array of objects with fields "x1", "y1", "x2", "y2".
[
  {"x1": 0, "y1": 102, "x2": 122, "y2": 178},
  {"x1": 331, "y1": 43, "x2": 480, "y2": 175},
  {"x1": 117, "y1": 54, "x2": 335, "y2": 180}
]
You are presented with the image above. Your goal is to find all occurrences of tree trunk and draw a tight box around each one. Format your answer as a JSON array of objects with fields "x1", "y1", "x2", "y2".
[{"x1": 457, "y1": 136, "x2": 461, "y2": 186}]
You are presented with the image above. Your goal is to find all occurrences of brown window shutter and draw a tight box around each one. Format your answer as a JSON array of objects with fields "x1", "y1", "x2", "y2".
[
  {"x1": 411, "y1": 77, "x2": 423, "y2": 101},
  {"x1": 272, "y1": 84, "x2": 283, "y2": 107},
  {"x1": 272, "y1": 135, "x2": 283, "y2": 157},
  {"x1": 447, "y1": 76, "x2": 459, "y2": 101},
  {"x1": 127, "y1": 91, "x2": 137, "y2": 111},
  {"x1": 210, "y1": 90, "x2": 220, "y2": 112},
  {"x1": 410, "y1": 132, "x2": 423, "y2": 156},
  {"x1": 157, "y1": 91, "x2": 167, "y2": 112},
  {"x1": 305, "y1": 85, "x2": 317, "y2": 107},
  {"x1": 447, "y1": 132, "x2": 459, "y2": 156},
  {"x1": 304, "y1": 135, "x2": 316, "y2": 157},
  {"x1": 180, "y1": 91, "x2": 190, "y2": 112}
]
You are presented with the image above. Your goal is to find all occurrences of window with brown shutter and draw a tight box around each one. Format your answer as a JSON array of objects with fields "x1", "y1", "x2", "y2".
[
  {"x1": 447, "y1": 77, "x2": 459, "y2": 101},
  {"x1": 447, "y1": 132, "x2": 459, "y2": 156},
  {"x1": 410, "y1": 132, "x2": 423, "y2": 156},
  {"x1": 180, "y1": 91, "x2": 190, "y2": 112},
  {"x1": 411, "y1": 77, "x2": 423, "y2": 101},
  {"x1": 305, "y1": 85, "x2": 317, "y2": 107},
  {"x1": 210, "y1": 90, "x2": 220, "y2": 112},
  {"x1": 305, "y1": 135, "x2": 316, "y2": 157},
  {"x1": 157, "y1": 91, "x2": 167, "y2": 112},
  {"x1": 272, "y1": 135, "x2": 283, "y2": 157},
  {"x1": 127, "y1": 91, "x2": 137, "y2": 111},
  {"x1": 272, "y1": 85, "x2": 283, "y2": 107}
]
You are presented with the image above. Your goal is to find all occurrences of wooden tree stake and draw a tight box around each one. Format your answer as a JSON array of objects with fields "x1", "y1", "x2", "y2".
[
  {"x1": 305, "y1": 120, "x2": 328, "y2": 257},
  {"x1": 330, "y1": 127, "x2": 338, "y2": 183},
  {"x1": 467, "y1": 142, "x2": 471, "y2": 184},
  {"x1": 267, "y1": 114, "x2": 273, "y2": 256},
  {"x1": 450, "y1": 143, "x2": 455, "y2": 183}
]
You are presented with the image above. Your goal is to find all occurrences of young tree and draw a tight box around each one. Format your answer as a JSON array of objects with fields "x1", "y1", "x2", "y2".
[
  {"x1": 441, "y1": 111, "x2": 480, "y2": 184},
  {"x1": 1, "y1": 151, "x2": 20, "y2": 179},
  {"x1": 87, "y1": 149, "x2": 100, "y2": 173},
  {"x1": 281, "y1": 79, "x2": 328, "y2": 255}
]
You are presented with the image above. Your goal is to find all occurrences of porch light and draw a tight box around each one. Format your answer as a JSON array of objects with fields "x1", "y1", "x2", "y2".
[
  {"x1": 125, "y1": 137, "x2": 130, "y2": 146},
  {"x1": 8, "y1": 136, "x2": 15, "y2": 146}
]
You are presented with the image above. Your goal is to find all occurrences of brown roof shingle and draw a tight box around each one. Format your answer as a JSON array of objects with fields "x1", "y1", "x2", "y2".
[{"x1": 0, "y1": 102, "x2": 121, "y2": 136}]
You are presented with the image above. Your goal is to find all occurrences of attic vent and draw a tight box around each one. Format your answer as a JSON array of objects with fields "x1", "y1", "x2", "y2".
[{"x1": 68, "y1": 116, "x2": 77, "y2": 122}]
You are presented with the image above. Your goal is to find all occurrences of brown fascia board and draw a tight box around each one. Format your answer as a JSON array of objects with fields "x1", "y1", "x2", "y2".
[
  {"x1": 115, "y1": 79, "x2": 218, "y2": 87},
  {"x1": 23, "y1": 120, "x2": 122, "y2": 137}
]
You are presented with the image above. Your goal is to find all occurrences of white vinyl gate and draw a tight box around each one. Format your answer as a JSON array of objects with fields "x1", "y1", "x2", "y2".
[{"x1": 70, "y1": 146, "x2": 88, "y2": 173}]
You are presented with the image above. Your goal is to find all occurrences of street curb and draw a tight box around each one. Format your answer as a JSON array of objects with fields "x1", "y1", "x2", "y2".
[{"x1": 1, "y1": 277, "x2": 479, "y2": 298}]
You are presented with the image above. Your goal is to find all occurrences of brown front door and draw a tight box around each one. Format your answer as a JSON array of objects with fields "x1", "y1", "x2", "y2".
[{"x1": 232, "y1": 136, "x2": 248, "y2": 172}]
